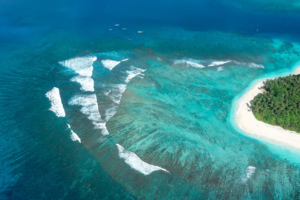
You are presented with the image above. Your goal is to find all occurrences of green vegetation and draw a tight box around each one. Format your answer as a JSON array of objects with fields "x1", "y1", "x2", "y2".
[{"x1": 251, "y1": 74, "x2": 300, "y2": 133}]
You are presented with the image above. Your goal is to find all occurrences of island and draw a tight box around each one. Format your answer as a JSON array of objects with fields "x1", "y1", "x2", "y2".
[
  {"x1": 235, "y1": 68, "x2": 300, "y2": 150},
  {"x1": 251, "y1": 75, "x2": 300, "y2": 133}
]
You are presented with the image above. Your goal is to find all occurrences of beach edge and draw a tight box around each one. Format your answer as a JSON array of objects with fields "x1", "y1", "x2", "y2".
[{"x1": 233, "y1": 66, "x2": 300, "y2": 151}]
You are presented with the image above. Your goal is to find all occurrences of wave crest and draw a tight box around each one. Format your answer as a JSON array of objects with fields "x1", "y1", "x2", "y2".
[
  {"x1": 101, "y1": 60, "x2": 121, "y2": 70},
  {"x1": 59, "y1": 56, "x2": 97, "y2": 76},
  {"x1": 71, "y1": 76, "x2": 94, "y2": 92},
  {"x1": 45, "y1": 87, "x2": 66, "y2": 117},
  {"x1": 174, "y1": 59, "x2": 205, "y2": 68},
  {"x1": 116, "y1": 144, "x2": 169, "y2": 175}
]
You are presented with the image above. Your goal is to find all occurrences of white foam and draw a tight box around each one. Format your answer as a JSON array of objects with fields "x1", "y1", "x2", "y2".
[
  {"x1": 116, "y1": 144, "x2": 169, "y2": 175},
  {"x1": 125, "y1": 67, "x2": 146, "y2": 83},
  {"x1": 138, "y1": 31, "x2": 143, "y2": 33},
  {"x1": 101, "y1": 60, "x2": 121, "y2": 70},
  {"x1": 61, "y1": 56, "x2": 112, "y2": 135},
  {"x1": 67, "y1": 124, "x2": 81, "y2": 143},
  {"x1": 45, "y1": 87, "x2": 66, "y2": 117},
  {"x1": 71, "y1": 76, "x2": 94, "y2": 92},
  {"x1": 242, "y1": 166, "x2": 256, "y2": 182},
  {"x1": 115, "y1": 24, "x2": 120, "y2": 26},
  {"x1": 107, "y1": 84, "x2": 127, "y2": 104},
  {"x1": 233, "y1": 61, "x2": 265, "y2": 69},
  {"x1": 248, "y1": 63, "x2": 265, "y2": 68},
  {"x1": 122, "y1": 28, "x2": 127, "y2": 30},
  {"x1": 76, "y1": 66, "x2": 93, "y2": 77},
  {"x1": 71, "y1": 95, "x2": 101, "y2": 121},
  {"x1": 217, "y1": 67, "x2": 224, "y2": 71},
  {"x1": 105, "y1": 106, "x2": 118, "y2": 121},
  {"x1": 174, "y1": 59, "x2": 205, "y2": 68},
  {"x1": 68, "y1": 94, "x2": 98, "y2": 107},
  {"x1": 208, "y1": 60, "x2": 231, "y2": 67},
  {"x1": 59, "y1": 56, "x2": 97, "y2": 77},
  {"x1": 121, "y1": 58, "x2": 129, "y2": 62},
  {"x1": 94, "y1": 122, "x2": 109, "y2": 135},
  {"x1": 69, "y1": 94, "x2": 108, "y2": 133},
  {"x1": 104, "y1": 90, "x2": 111, "y2": 96},
  {"x1": 101, "y1": 68, "x2": 146, "y2": 121},
  {"x1": 102, "y1": 84, "x2": 128, "y2": 121},
  {"x1": 71, "y1": 131, "x2": 81, "y2": 143}
]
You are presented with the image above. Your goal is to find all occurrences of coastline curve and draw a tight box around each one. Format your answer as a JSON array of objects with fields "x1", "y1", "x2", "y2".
[{"x1": 234, "y1": 66, "x2": 300, "y2": 151}]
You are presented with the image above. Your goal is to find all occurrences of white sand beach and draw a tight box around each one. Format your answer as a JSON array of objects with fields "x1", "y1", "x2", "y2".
[{"x1": 235, "y1": 67, "x2": 300, "y2": 150}]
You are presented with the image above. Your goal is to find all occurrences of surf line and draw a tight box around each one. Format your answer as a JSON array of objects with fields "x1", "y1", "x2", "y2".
[
  {"x1": 57, "y1": 54, "x2": 169, "y2": 175},
  {"x1": 45, "y1": 87, "x2": 81, "y2": 143}
]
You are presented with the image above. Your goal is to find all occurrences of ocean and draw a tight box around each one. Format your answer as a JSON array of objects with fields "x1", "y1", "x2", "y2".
[{"x1": 1, "y1": 0, "x2": 300, "y2": 199}]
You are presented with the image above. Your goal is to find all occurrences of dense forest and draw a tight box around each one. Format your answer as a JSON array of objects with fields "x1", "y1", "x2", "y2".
[{"x1": 251, "y1": 74, "x2": 300, "y2": 133}]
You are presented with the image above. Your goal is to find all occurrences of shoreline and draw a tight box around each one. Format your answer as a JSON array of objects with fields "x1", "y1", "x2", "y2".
[{"x1": 235, "y1": 67, "x2": 300, "y2": 151}]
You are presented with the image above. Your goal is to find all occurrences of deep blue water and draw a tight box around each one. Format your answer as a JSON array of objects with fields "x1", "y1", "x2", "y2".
[{"x1": 1, "y1": 0, "x2": 300, "y2": 199}]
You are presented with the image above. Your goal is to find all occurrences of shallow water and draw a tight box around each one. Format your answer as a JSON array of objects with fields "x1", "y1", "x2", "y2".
[{"x1": 1, "y1": 0, "x2": 300, "y2": 199}]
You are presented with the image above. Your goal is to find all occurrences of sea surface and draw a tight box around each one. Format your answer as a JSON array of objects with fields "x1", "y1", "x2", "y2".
[{"x1": 1, "y1": 0, "x2": 300, "y2": 199}]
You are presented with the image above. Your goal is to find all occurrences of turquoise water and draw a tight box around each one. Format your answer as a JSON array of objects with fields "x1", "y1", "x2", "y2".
[{"x1": 1, "y1": 0, "x2": 300, "y2": 199}]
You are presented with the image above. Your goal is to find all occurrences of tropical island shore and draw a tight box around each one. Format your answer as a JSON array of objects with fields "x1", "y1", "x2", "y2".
[{"x1": 235, "y1": 67, "x2": 300, "y2": 150}]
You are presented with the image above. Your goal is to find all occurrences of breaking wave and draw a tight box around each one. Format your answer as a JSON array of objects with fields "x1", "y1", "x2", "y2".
[
  {"x1": 174, "y1": 59, "x2": 205, "y2": 68},
  {"x1": 102, "y1": 67, "x2": 146, "y2": 121},
  {"x1": 67, "y1": 124, "x2": 81, "y2": 143},
  {"x1": 116, "y1": 144, "x2": 169, "y2": 175},
  {"x1": 57, "y1": 53, "x2": 168, "y2": 176},
  {"x1": 233, "y1": 61, "x2": 265, "y2": 69},
  {"x1": 125, "y1": 66, "x2": 146, "y2": 83},
  {"x1": 59, "y1": 56, "x2": 97, "y2": 76},
  {"x1": 59, "y1": 56, "x2": 97, "y2": 94},
  {"x1": 59, "y1": 55, "x2": 110, "y2": 135},
  {"x1": 174, "y1": 58, "x2": 264, "y2": 70},
  {"x1": 247, "y1": 63, "x2": 265, "y2": 68},
  {"x1": 106, "y1": 84, "x2": 127, "y2": 104},
  {"x1": 101, "y1": 60, "x2": 121, "y2": 70},
  {"x1": 45, "y1": 87, "x2": 66, "y2": 117},
  {"x1": 71, "y1": 76, "x2": 94, "y2": 92},
  {"x1": 208, "y1": 60, "x2": 231, "y2": 67},
  {"x1": 68, "y1": 94, "x2": 108, "y2": 135}
]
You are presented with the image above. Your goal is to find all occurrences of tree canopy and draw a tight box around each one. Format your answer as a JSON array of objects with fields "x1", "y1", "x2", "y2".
[{"x1": 251, "y1": 74, "x2": 300, "y2": 133}]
